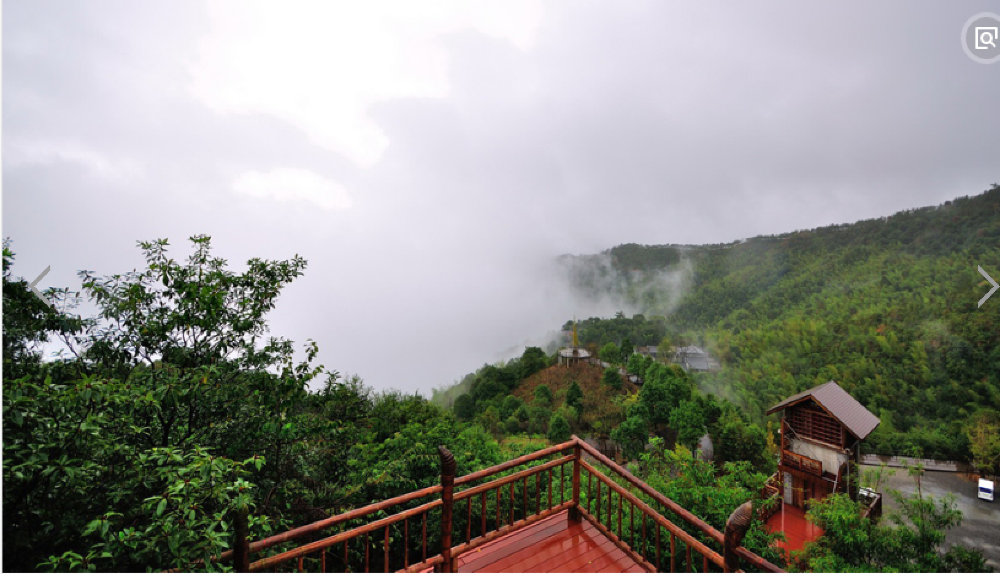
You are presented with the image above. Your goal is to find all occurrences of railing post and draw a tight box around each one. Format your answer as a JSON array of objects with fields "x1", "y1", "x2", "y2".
[
  {"x1": 438, "y1": 446, "x2": 456, "y2": 573},
  {"x1": 723, "y1": 501, "x2": 753, "y2": 573},
  {"x1": 570, "y1": 437, "x2": 582, "y2": 522},
  {"x1": 233, "y1": 508, "x2": 250, "y2": 573}
]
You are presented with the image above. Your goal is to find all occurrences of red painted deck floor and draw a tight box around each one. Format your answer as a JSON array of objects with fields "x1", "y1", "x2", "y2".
[
  {"x1": 764, "y1": 503, "x2": 823, "y2": 557},
  {"x1": 454, "y1": 510, "x2": 647, "y2": 573}
]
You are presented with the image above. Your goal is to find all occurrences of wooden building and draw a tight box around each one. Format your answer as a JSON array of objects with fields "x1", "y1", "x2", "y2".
[
  {"x1": 767, "y1": 381, "x2": 880, "y2": 509},
  {"x1": 763, "y1": 381, "x2": 881, "y2": 555}
]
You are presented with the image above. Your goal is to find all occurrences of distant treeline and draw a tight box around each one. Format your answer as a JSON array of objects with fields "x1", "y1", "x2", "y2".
[{"x1": 561, "y1": 184, "x2": 1000, "y2": 465}]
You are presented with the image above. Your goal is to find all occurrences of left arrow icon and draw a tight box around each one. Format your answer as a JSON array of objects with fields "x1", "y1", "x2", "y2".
[
  {"x1": 979, "y1": 266, "x2": 999, "y2": 308},
  {"x1": 29, "y1": 266, "x2": 54, "y2": 309}
]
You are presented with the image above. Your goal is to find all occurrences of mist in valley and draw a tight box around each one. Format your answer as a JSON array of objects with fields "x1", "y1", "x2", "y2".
[{"x1": 4, "y1": 1, "x2": 998, "y2": 395}]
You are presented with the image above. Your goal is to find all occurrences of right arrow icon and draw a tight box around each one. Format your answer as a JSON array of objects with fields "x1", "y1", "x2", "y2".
[{"x1": 979, "y1": 266, "x2": 998, "y2": 308}]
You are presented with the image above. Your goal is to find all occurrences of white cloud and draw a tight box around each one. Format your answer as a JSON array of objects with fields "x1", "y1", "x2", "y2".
[
  {"x1": 4, "y1": 140, "x2": 144, "y2": 182},
  {"x1": 189, "y1": 0, "x2": 543, "y2": 168},
  {"x1": 232, "y1": 168, "x2": 353, "y2": 210}
]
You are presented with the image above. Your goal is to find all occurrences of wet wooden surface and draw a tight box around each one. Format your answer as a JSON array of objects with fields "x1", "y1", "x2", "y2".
[{"x1": 454, "y1": 510, "x2": 647, "y2": 573}]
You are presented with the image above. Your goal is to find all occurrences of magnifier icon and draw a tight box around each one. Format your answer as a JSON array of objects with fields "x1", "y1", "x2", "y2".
[
  {"x1": 964, "y1": 15, "x2": 1000, "y2": 63},
  {"x1": 976, "y1": 27, "x2": 998, "y2": 49}
]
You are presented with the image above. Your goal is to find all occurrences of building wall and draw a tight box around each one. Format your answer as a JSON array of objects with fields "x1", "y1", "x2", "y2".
[{"x1": 789, "y1": 437, "x2": 849, "y2": 476}]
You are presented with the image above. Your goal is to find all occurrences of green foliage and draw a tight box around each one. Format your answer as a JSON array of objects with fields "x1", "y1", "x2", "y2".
[
  {"x1": 967, "y1": 409, "x2": 1000, "y2": 477},
  {"x1": 349, "y1": 417, "x2": 502, "y2": 500},
  {"x1": 3, "y1": 236, "x2": 517, "y2": 572},
  {"x1": 565, "y1": 381, "x2": 583, "y2": 414},
  {"x1": 565, "y1": 185, "x2": 1000, "y2": 462},
  {"x1": 637, "y1": 441, "x2": 783, "y2": 565},
  {"x1": 625, "y1": 353, "x2": 648, "y2": 378},
  {"x1": 453, "y1": 393, "x2": 476, "y2": 421},
  {"x1": 564, "y1": 312, "x2": 668, "y2": 348},
  {"x1": 547, "y1": 413, "x2": 571, "y2": 443},
  {"x1": 367, "y1": 390, "x2": 443, "y2": 443},
  {"x1": 609, "y1": 243, "x2": 682, "y2": 271},
  {"x1": 4, "y1": 237, "x2": 324, "y2": 571},
  {"x1": 661, "y1": 369, "x2": 694, "y2": 413},
  {"x1": 528, "y1": 405, "x2": 551, "y2": 435},
  {"x1": 669, "y1": 400, "x2": 706, "y2": 450},
  {"x1": 619, "y1": 338, "x2": 634, "y2": 363},
  {"x1": 695, "y1": 393, "x2": 724, "y2": 435},
  {"x1": 2, "y1": 240, "x2": 86, "y2": 378},
  {"x1": 514, "y1": 404, "x2": 530, "y2": 423},
  {"x1": 504, "y1": 416, "x2": 521, "y2": 435},
  {"x1": 637, "y1": 368, "x2": 670, "y2": 425},
  {"x1": 476, "y1": 406, "x2": 503, "y2": 439},
  {"x1": 517, "y1": 346, "x2": 549, "y2": 380},
  {"x1": 80, "y1": 235, "x2": 308, "y2": 373},
  {"x1": 601, "y1": 367, "x2": 622, "y2": 390},
  {"x1": 501, "y1": 395, "x2": 525, "y2": 419},
  {"x1": 470, "y1": 373, "x2": 506, "y2": 404},
  {"x1": 533, "y1": 384, "x2": 553, "y2": 408},
  {"x1": 598, "y1": 342, "x2": 620, "y2": 364},
  {"x1": 610, "y1": 416, "x2": 649, "y2": 459},
  {"x1": 714, "y1": 410, "x2": 773, "y2": 472}
]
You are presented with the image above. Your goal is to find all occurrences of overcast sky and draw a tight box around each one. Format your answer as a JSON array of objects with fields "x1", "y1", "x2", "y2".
[{"x1": 3, "y1": 1, "x2": 999, "y2": 394}]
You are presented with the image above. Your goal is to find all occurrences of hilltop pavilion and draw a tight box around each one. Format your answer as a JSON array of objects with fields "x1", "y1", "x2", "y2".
[{"x1": 558, "y1": 320, "x2": 591, "y2": 367}]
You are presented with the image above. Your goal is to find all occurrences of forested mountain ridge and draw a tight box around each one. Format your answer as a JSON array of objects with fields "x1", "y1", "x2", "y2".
[{"x1": 561, "y1": 184, "x2": 1000, "y2": 461}]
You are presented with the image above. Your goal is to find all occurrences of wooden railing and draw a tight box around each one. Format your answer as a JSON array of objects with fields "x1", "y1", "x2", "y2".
[
  {"x1": 757, "y1": 474, "x2": 781, "y2": 523},
  {"x1": 181, "y1": 436, "x2": 782, "y2": 573},
  {"x1": 780, "y1": 450, "x2": 822, "y2": 476},
  {"x1": 762, "y1": 473, "x2": 780, "y2": 500}
]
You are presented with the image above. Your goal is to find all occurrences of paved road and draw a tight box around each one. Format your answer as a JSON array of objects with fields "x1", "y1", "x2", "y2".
[{"x1": 863, "y1": 466, "x2": 1000, "y2": 569}]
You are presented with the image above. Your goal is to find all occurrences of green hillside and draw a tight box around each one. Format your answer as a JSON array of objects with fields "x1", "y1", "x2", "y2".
[{"x1": 562, "y1": 184, "x2": 1000, "y2": 461}]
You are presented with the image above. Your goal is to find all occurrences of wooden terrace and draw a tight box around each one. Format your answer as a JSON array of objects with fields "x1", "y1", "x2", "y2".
[
  {"x1": 182, "y1": 437, "x2": 783, "y2": 573},
  {"x1": 763, "y1": 504, "x2": 823, "y2": 558},
  {"x1": 451, "y1": 509, "x2": 644, "y2": 572}
]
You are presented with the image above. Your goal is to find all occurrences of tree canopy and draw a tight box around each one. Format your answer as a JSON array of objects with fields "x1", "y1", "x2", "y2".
[{"x1": 1, "y1": 237, "x2": 529, "y2": 572}]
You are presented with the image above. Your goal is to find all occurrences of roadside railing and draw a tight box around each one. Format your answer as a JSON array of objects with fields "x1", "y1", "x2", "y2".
[{"x1": 176, "y1": 436, "x2": 783, "y2": 573}]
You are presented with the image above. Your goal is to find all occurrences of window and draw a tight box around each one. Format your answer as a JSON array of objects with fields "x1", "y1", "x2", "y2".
[{"x1": 786, "y1": 402, "x2": 842, "y2": 446}]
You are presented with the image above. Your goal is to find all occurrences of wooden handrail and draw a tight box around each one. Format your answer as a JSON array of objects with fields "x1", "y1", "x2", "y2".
[
  {"x1": 579, "y1": 458, "x2": 725, "y2": 568},
  {"x1": 219, "y1": 483, "x2": 444, "y2": 563},
  {"x1": 178, "y1": 435, "x2": 782, "y2": 573},
  {"x1": 453, "y1": 455, "x2": 573, "y2": 501},
  {"x1": 573, "y1": 435, "x2": 726, "y2": 544},
  {"x1": 439, "y1": 446, "x2": 456, "y2": 573},
  {"x1": 735, "y1": 546, "x2": 785, "y2": 573},
  {"x1": 247, "y1": 498, "x2": 443, "y2": 571},
  {"x1": 454, "y1": 439, "x2": 577, "y2": 485}
]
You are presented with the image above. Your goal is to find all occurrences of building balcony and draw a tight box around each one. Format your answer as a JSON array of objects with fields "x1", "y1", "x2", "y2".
[
  {"x1": 174, "y1": 437, "x2": 783, "y2": 573},
  {"x1": 780, "y1": 451, "x2": 823, "y2": 476}
]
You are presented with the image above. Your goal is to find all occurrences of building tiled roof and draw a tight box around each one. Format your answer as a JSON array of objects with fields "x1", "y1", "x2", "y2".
[
  {"x1": 766, "y1": 381, "x2": 880, "y2": 440},
  {"x1": 671, "y1": 345, "x2": 719, "y2": 372},
  {"x1": 675, "y1": 345, "x2": 706, "y2": 355},
  {"x1": 682, "y1": 355, "x2": 711, "y2": 371},
  {"x1": 558, "y1": 347, "x2": 591, "y2": 358}
]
